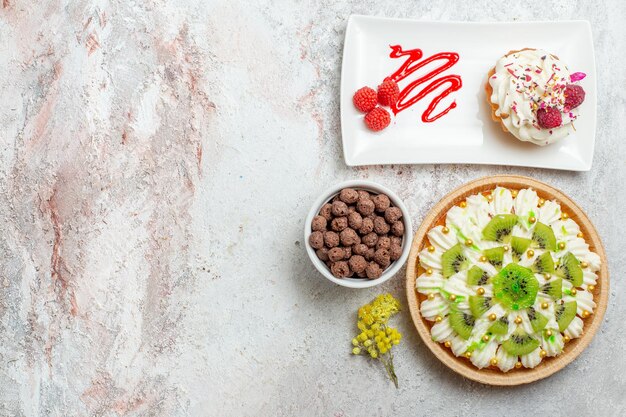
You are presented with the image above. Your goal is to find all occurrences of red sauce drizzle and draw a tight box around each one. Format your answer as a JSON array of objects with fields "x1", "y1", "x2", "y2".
[{"x1": 387, "y1": 45, "x2": 462, "y2": 123}]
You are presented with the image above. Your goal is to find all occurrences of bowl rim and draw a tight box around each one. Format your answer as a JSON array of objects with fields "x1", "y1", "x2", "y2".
[
  {"x1": 304, "y1": 180, "x2": 413, "y2": 289},
  {"x1": 405, "y1": 175, "x2": 609, "y2": 385}
]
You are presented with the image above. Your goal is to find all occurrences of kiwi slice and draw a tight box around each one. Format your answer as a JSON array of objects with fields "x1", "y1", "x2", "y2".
[
  {"x1": 532, "y1": 222, "x2": 557, "y2": 251},
  {"x1": 492, "y1": 264, "x2": 539, "y2": 311},
  {"x1": 511, "y1": 237, "x2": 532, "y2": 262},
  {"x1": 467, "y1": 266, "x2": 490, "y2": 286},
  {"x1": 449, "y1": 307, "x2": 475, "y2": 340},
  {"x1": 502, "y1": 329, "x2": 540, "y2": 356},
  {"x1": 527, "y1": 307, "x2": 549, "y2": 333},
  {"x1": 556, "y1": 252, "x2": 583, "y2": 287},
  {"x1": 469, "y1": 295, "x2": 495, "y2": 318},
  {"x1": 482, "y1": 214, "x2": 518, "y2": 242},
  {"x1": 488, "y1": 316, "x2": 509, "y2": 335},
  {"x1": 441, "y1": 243, "x2": 469, "y2": 278},
  {"x1": 556, "y1": 301, "x2": 577, "y2": 332},
  {"x1": 483, "y1": 247, "x2": 505, "y2": 269},
  {"x1": 531, "y1": 252, "x2": 555, "y2": 274},
  {"x1": 541, "y1": 278, "x2": 563, "y2": 299}
]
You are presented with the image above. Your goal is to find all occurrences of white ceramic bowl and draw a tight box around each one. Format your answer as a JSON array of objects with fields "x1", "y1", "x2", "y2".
[{"x1": 304, "y1": 180, "x2": 413, "y2": 288}]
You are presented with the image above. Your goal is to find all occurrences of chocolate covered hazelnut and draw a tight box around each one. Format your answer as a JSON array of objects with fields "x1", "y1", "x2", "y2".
[
  {"x1": 344, "y1": 246, "x2": 352, "y2": 259},
  {"x1": 374, "y1": 248, "x2": 391, "y2": 268},
  {"x1": 349, "y1": 255, "x2": 368, "y2": 274},
  {"x1": 391, "y1": 221, "x2": 404, "y2": 237},
  {"x1": 362, "y1": 232, "x2": 378, "y2": 248},
  {"x1": 357, "y1": 190, "x2": 370, "y2": 201},
  {"x1": 330, "y1": 216, "x2": 348, "y2": 232},
  {"x1": 331, "y1": 200, "x2": 349, "y2": 217},
  {"x1": 340, "y1": 228, "x2": 360, "y2": 246},
  {"x1": 373, "y1": 216, "x2": 390, "y2": 235},
  {"x1": 311, "y1": 215, "x2": 327, "y2": 232},
  {"x1": 390, "y1": 244, "x2": 402, "y2": 261},
  {"x1": 331, "y1": 261, "x2": 352, "y2": 278},
  {"x1": 384, "y1": 206, "x2": 403, "y2": 224},
  {"x1": 356, "y1": 198, "x2": 375, "y2": 216},
  {"x1": 348, "y1": 212, "x2": 363, "y2": 230},
  {"x1": 328, "y1": 247, "x2": 345, "y2": 262},
  {"x1": 376, "y1": 236, "x2": 391, "y2": 250},
  {"x1": 390, "y1": 236, "x2": 403, "y2": 247},
  {"x1": 309, "y1": 231, "x2": 324, "y2": 249},
  {"x1": 353, "y1": 243, "x2": 368, "y2": 256},
  {"x1": 339, "y1": 188, "x2": 359, "y2": 204},
  {"x1": 372, "y1": 194, "x2": 391, "y2": 213},
  {"x1": 319, "y1": 203, "x2": 333, "y2": 221},
  {"x1": 323, "y1": 231, "x2": 340, "y2": 248},
  {"x1": 359, "y1": 217, "x2": 374, "y2": 234},
  {"x1": 316, "y1": 247, "x2": 329, "y2": 261},
  {"x1": 366, "y1": 262, "x2": 383, "y2": 279}
]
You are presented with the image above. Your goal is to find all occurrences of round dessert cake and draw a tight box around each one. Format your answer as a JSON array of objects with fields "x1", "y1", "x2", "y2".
[
  {"x1": 406, "y1": 176, "x2": 608, "y2": 385},
  {"x1": 486, "y1": 48, "x2": 586, "y2": 146}
]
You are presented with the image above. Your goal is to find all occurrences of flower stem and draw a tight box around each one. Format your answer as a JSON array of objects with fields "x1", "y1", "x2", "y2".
[{"x1": 382, "y1": 351, "x2": 399, "y2": 388}]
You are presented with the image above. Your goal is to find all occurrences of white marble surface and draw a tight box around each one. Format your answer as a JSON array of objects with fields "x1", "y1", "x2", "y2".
[{"x1": 1, "y1": 0, "x2": 625, "y2": 416}]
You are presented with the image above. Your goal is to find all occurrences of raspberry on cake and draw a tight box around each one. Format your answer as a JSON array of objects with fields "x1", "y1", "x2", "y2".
[{"x1": 486, "y1": 49, "x2": 586, "y2": 146}]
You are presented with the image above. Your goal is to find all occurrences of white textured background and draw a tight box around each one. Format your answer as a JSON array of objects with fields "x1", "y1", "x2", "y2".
[{"x1": 0, "y1": 1, "x2": 625, "y2": 416}]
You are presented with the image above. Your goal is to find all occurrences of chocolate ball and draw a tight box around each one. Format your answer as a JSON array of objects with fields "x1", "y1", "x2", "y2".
[
  {"x1": 344, "y1": 246, "x2": 352, "y2": 259},
  {"x1": 323, "y1": 231, "x2": 340, "y2": 248},
  {"x1": 384, "y1": 207, "x2": 403, "y2": 223},
  {"x1": 390, "y1": 236, "x2": 403, "y2": 247},
  {"x1": 330, "y1": 217, "x2": 348, "y2": 232},
  {"x1": 331, "y1": 261, "x2": 352, "y2": 278},
  {"x1": 372, "y1": 194, "x2": 391, "y2": 213},
  {"x1": 366, "y1": 262, "x2": 383, "y2": 279},
  {"x1": 349, "y1": 255, "x2": 368, "y2": 274},
  {"x1": 353, "y1": 243, "x2": 368, "y2": 256},
  {"x1": 316, "y1": 247, "x2": 329, "y2": 261},
  {"x1": 331, "y1": 200, "x2": 349, "y2": 217},
  {"x1": 328, "y1": 247, "x2": 345, "y2": 262},
  {"x1": 357, "y1": 190, "x2": 371, "y2": 201},
  {"x1": 347, "y1": 205, "x2": 356, "y2": 214},
  {"x1": 348, "y1": 212, "x2": 363, "y2": 230},
  {"x1": 359, "y1": 217, "x2": 374, "y2": 235},
  {"x1": 309, "y1": 231, "x2": 324, "y2": 249},
  {"x1": 373, "y1": 216, "x2": 390, "y2": 235},
  {"x1": 340, "y1": 228, "x2": 360, "y2": 246},
  {"x1": 311, "y1": 215, "x2": 327, "y2": 232},
  {"x1": 374, "y1": 248, "x2": 391, "y2": 268},
  {"x1": 376, "y1": 236, "x2": 391, "y2": 250},
  {"x1": 365, "y1": 247, "x2": 375, "y2": 261},
  {"x1": 390, "y1": 244, "x2": 402, "y2": 261},
  {"x1": 356, "y1": 269, "x2": 367, "y2": 278},
  {"x1": 362, "y1": 232, "x2": 378, "y2": 248},
  {"x1": 391, "y1": 221, "x2": 404, "y2": 237},
  {"x1": 339, "y1": 188, "x2": 359, "y2": 204},
  {"x1": 319, "y1": 203, "x2": 333, "y2": 221},
  {"x1": 356, "y1": 198, "x2": 375, "y2": 216}
]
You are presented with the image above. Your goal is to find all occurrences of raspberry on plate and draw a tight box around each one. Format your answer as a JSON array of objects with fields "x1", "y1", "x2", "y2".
[
  {"x1": 536, "y1": 107, "x2": 562, "y2": 129},
  {"x1": 364, "y1": 107, "x2": 391, "y2": 131},
  {"x1": 564, "y1": 84, "x2": 585, "y2": 110},
  {"x1": 377, "y1": 78, "x2": 399, "y2": 106},
  {"x1": 353, "y1": 87, "x2": 378, "y2": 112}
]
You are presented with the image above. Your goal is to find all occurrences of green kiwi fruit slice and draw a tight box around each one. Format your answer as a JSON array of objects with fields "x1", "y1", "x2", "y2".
[
  {"x1": 492, "y1": 264, "x2": 539, "y2": 311},
  {"x1": 448, "y1": 307, "x2": 475, "y2": 340},
  {"x1": 483, "y1": 247, "x2": 505, "y2": 269},
  {"x1": 511, "y1": 237, "x2": 532, "y2": 262},
  {"x1": 467, "y1": 266, "x2": 490, "y2": 286},
  {"x1": 502, "y1": 329, "x2": 540, "y2": 356},
  {"x1": 527, "y1": 307, "x2": 549, "y2": 333},
  {"x1": 556, "y1": 252, "x2": 583, "y2": 287},
  {"x1": 469, "y1": 295, "x2": 495, "y2": 318},
  {"x1": 488, "y1": 316, "x2": 509, "y2": 335},
  {"x1": 482, "y1": 214, "x2": 518, "y2": 242},
  {"x1": 556, "y1": 301, "x2": 577, "y2": 332},
  {"x1": 541, "y1": 278, "x2": 563, "y2": 299},
  {"x1": 531, "y1": 252, "x2": 555, "y2": 274},
  {"x1": 441, "y1": 243, "x2": 469, "y2": 278},
  {"x1": 532, "y1": 222, "x2": 557, "y2": 251}
]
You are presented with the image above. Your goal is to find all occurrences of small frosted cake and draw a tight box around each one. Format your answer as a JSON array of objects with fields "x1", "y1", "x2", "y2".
[
  {"x1": 416, "y1": 187, "x2": 600, "y2": 371},
  {"x1": 486, "y1": 49, "x2": 586, "y2": 146}
]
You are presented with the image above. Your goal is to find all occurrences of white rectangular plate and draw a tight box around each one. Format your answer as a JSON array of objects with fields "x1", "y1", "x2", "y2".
[{"x1": 340, "y1": 16, "x2": 597, "y2": 170}]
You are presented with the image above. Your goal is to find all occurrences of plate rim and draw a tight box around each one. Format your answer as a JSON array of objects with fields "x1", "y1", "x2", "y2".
[{"x1": 404, "y1": 175, "x2": 609, "y2": 385}]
